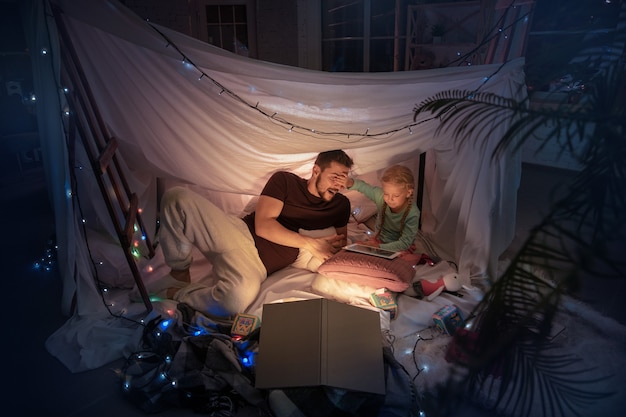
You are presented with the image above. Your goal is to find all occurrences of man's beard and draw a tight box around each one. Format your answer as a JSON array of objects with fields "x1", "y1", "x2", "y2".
[{"x1": 316, "y1": 176, "x2": 337, "y2": 201}]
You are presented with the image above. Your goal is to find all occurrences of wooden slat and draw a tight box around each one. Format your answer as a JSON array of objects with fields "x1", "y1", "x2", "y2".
[
  {"x1": 52, "y1": 4, "x2": 154, "y2": 313},
  {"x1": 124, "y1": 193, "x2": 139, "y2": 247},
  {"x1": 98, "y1": 137, "x2": 118, "y2": 174}
]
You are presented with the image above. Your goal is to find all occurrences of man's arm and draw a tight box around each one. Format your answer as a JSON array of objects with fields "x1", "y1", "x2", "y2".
[
  {"x1": 334, "y1": 225, "x2": 348, "y2": 249},
  {"x1": 254, "y1": 195, "x2": 343, "y2": 261}
]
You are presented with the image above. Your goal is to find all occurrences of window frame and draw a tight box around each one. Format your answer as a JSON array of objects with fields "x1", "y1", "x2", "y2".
[
  {"x1": 321, "y1": 0, "x2": 407, "y2": 72},
  {"x1": 197, "y1": 0, "x2": 257, "y2": 58}
]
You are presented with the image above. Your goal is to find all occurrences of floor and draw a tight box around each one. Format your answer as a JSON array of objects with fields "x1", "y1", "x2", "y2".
[{"x1": 1, "y1": 159, "x2": 624, "y2": 417}]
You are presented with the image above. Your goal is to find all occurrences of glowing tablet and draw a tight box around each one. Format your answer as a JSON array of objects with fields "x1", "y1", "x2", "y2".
[{"x1": 344, "y1": 243, "x2": 400, "y2": 259}]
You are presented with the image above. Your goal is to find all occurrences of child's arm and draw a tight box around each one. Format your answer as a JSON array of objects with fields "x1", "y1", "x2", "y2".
[
  {"x1": 349, "y1": 178, "x2": 383, "y2": 203},
  {"x1": 378, "y1": 206, "x2": 421, "y2": 252}
]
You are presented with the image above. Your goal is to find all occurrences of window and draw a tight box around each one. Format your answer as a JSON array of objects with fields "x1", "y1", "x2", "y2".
[
  {"x1": 525, "y1": 0, "x2": 621, "y2": 97},
  {"x1": 321, "y1": 0, "x2": 408, "y2": 72},
  {"x1": 198, "y1": 1, "x2": 257, "y2": 58}
]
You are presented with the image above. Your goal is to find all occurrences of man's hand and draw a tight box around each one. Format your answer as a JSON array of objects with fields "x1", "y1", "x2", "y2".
[
  {"x1": 326, "y1": 233, "x2": 346, "y2": 253},
  {"x1": 304, "y1": 234, "x2": 346, "y2": 262}
]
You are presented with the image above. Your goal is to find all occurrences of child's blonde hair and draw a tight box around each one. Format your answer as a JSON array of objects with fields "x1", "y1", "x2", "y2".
[
  {"x1": 380, "y1": 164, "x2": 415, "y2": 191},
  {"x1": 375, "y1": 165, "x2": 416, "y2": 241}
]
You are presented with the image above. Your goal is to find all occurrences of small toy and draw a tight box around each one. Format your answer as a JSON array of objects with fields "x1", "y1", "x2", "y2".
[
  {"x1": 432, "y1": 304, "x2": 464, "y2": 335},
  {"x1": 369, "y1": 289, "x2": 398, "y2": 320},
  {"x1": 231, "y1": 313, "x2": 261, "y2": 337},
  {"x1": 406, "y1": 272, "x2": 462, "y2": 301}
]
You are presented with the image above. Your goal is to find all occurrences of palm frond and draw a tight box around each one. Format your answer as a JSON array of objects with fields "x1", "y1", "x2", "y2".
[
  {"x1": 412, "y1": 32, "x2": 626, "y2": 417},
  {"x1": 468, "y1": 341, "x2": 615, "y2": 417}
]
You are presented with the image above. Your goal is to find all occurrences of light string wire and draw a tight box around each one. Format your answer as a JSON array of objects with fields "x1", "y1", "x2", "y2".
[
  {"x1": 410, "y1": 327, "x2": 435, "y2": 381},
  {"x1": 446, "y1": 1, "x2": 532, "y2": 69},
  {"x1": 146, "y1": 0, "x2": 530, "y2": 143},
  {"x1": 148, "y1": 22, "x2": 435, "y2": 140},
  {"x1": 41, "y1": 10, "x2": 219, "y2": 342},
  {"x1": 38, "y1": 0, "x2": 524, "y2": 325},
  {"x1": 41, "y1": 5, "x2": 156, "y2": 329},
  {"x1": 145, "y1": 20, "x2": 513, "y2": 140}
]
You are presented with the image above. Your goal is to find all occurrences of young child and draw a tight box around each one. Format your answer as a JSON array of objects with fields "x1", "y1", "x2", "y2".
[{"x1": 346, "y1": 164, "x2": 420, "y2": 253}]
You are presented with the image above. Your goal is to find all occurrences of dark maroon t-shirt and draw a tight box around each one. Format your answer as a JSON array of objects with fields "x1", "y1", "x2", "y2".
[{"x1": 242, "y1": 171, "x2": 351, "y2": 275}]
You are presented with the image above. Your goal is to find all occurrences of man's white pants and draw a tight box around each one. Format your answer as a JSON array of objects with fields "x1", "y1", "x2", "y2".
[{"x1": 159, "y1": 186, "x2": 267, "y2": 317}]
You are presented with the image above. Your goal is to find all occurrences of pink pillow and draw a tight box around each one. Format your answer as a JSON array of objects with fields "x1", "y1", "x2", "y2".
[{"x1": 317, "y1": 250, "x2": 414, "y2": 292}]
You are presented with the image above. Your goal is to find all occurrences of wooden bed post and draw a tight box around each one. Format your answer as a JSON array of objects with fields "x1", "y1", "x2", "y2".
[{"x1": 416, "y1": 151, "x2": 426, "y2": 230}]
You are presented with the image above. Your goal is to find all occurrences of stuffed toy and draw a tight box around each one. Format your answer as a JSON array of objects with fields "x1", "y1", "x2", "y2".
[{"x1": 404, "y1": 261, "x2": 462, "y2": 301}]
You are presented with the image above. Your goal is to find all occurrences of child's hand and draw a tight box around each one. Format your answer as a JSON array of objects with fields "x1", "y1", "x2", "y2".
[{"x1": 357, "y1": 238, "x2": 380, "y2": 248}]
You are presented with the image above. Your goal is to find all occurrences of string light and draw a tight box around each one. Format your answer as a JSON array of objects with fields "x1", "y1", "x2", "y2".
[
  {"x1": 32, "y1": 237, "x2": 57, "y2": 272},
  {"x1": 445, "y1": 2, "x2": 531, "y2": 72},
  {"x1": 146, "y1": 22, "x2": 509, "y2": 141},
  {"x1": 403, "y1": 328, "x2": 434, "y2": 380},
  {"x1": 51, "y1": 3, "x2": 528, "y2": 372}
]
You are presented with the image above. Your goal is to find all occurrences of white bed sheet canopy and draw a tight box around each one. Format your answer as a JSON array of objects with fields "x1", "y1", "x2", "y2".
[{"x1": 29, "y1": 0, "x2": 525, "y2": 372}]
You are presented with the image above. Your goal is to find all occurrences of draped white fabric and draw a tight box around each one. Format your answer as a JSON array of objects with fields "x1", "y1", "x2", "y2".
[{"x1": 29, "y1": 0, "x2": 525, "y2": 372}]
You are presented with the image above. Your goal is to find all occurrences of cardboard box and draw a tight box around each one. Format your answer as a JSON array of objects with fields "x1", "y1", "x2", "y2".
[
  {"x1": 255, "y1": 298, "x2": 385, "y2": 395},
  {"x1": 432, "y1": 304, "x2": 464, "y2": 335},
  {"x1": 369, "y1": 289, "x2": 398, "y2": 320}
]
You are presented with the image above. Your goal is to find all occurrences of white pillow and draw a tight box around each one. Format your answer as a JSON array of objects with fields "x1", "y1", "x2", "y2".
[{"x1": 291, "y1": 227, "x2": 336, "y2": 272}]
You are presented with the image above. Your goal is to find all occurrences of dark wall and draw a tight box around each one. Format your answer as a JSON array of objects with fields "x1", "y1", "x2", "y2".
[
  {"x1": 256, "y1": 0, "x2": 299, "y2": 67},
  {"x1": 120, "y1": 0, "x2": 301, "y2": 67}
]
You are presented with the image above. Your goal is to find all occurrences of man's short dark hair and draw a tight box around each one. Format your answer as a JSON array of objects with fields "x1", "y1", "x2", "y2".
[{"x1": 315, "y1": 150, "x2": 354, "y2": 170}]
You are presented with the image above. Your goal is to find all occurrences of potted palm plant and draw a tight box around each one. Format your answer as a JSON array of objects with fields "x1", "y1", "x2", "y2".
[{"x1": 412, "y1": 7, "x2": 626, "y2": 416}]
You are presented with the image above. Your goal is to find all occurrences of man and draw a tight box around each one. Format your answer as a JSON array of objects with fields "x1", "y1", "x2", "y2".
[{"x1": 151, "y1": 150, "x2": 354, "y2": 317}]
